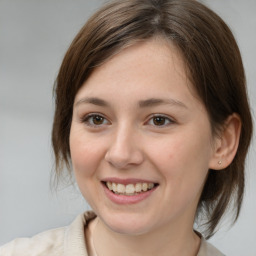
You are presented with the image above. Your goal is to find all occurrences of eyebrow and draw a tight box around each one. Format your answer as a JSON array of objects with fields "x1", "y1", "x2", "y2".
[
  {"x1": 138, "y1": 98, "x2": 187, "y2": 109},
  {"x1": 75, "y1": 97, "x2": 187, "y2": 109},
  {"x1": 75, "y1": 97, "x2": 110, "y2": 107}
]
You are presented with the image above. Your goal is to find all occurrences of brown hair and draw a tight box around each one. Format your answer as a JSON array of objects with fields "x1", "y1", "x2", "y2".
[{"x1": 52, "y1": 0, "x2": 253, "y2": 238}]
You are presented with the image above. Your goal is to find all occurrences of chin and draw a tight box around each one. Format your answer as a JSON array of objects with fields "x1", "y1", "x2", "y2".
[
  {"x1": 98, "y1": 210, "x2": 154, "y2": 236},
  {"x1": 107, "y1": 222, "x2": 150, "y2": 236}
]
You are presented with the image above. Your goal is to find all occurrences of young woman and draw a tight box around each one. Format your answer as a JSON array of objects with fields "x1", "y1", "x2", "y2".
[{"x1": 1, "y1": 0, "x2": 253, "y2": 255}]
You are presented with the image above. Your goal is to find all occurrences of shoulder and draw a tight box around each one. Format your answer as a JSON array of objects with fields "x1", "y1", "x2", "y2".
[
  {"x1": 0, "y1": 226, "x2": 66, "y2": 256},
  {"x1": 0, "y1": 211, "x2": 96, "y2": 256},
  {"x1": 198, "y1": 237, "x2": 225, "y2": 256}
]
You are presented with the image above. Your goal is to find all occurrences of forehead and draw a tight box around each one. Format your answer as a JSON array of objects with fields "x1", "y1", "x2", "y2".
[{"x1": 74, "y1": 38, "x2": 198, "y2": 108}]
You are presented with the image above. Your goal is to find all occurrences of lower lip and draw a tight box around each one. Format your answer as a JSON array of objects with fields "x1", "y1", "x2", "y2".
[{"x1": 102, "y1": 183, "x2": 158, "y2": 205}]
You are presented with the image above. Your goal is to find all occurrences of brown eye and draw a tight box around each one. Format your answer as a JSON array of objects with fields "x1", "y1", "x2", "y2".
[
  {"x1": 92, "y1": 115, "x2": 104, "y2": 125},
  {"x1": 83, "y1": 114, "x2": 109, "y2": 127},
  {"x1": 147, "y1": 115, "x2": 174, "y2": 127},
  {"x1": 153, "y1": 116, "x2": 167, "y2": 126}
]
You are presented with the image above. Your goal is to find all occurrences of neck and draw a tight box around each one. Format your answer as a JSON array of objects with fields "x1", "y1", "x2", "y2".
[{"x1": 90, "y1": 217, "x2": 200, "y2": 256}]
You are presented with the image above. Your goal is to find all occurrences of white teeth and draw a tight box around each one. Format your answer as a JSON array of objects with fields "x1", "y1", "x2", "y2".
[
  {"x1": 148, "y1": 183, "x2": 154, "y2": 189},
  {"x1": 112, "y1": 182, "x2": 117, "y2": 192},
  {"x1": 142, "y1": 183, "x2": 148, "y2": 191},
  {"x1": 126, "y1": 184, "x2": 135, "y2": 194},
  {"x1": 117, "y1": 183, "x2": 125, "y2": 193},
  {"x1": 135, "y1": 183, "x2": 142, "y2": 192},
  {"x1": 105, "y1": 182, "x2": 156, "y2": 195},
  {"x1": 106, "y1": 182, "x2": 112, "y2": 190}
]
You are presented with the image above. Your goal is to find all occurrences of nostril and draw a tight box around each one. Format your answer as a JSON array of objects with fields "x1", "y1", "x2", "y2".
[{"x1": 105, "y1": 149, "x2": 144, "y2": 169}]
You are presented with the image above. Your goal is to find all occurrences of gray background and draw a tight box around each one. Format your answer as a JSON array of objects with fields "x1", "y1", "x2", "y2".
[{"x1": 0, "y1": 0, "x2": 255, "y2": 255}]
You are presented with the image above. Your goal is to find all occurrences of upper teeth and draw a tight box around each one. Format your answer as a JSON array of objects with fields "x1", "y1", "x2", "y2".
[{"x1": 106, "y1": 182, "x2": 155, "y2": 195}]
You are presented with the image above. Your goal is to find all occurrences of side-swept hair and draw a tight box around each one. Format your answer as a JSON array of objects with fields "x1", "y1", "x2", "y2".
[{"x1": 52, "y1": 0, "x2": 253, "y2": 238}]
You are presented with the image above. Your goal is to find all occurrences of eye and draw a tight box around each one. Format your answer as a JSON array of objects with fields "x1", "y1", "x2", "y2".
[
  {"x1": 147, "y1": 115, "x2": 174, "y2": 127},
  {"x1": 82, "y1": 114, "x2": 110, "y2": 127}
]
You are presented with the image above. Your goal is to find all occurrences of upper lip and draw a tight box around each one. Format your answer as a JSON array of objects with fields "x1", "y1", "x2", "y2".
[{"x1": 102, "y1": 177, "x2": 158, "y2": 185}]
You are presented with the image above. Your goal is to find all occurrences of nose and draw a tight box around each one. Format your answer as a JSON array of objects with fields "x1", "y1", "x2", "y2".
[{"x1": 105, "y1": 125, "x2": 144, "y2": 169}]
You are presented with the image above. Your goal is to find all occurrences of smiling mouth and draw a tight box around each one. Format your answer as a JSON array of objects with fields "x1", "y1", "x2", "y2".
[{"x1": 103, "y1": 181, "x2": 159, "y2": 196}]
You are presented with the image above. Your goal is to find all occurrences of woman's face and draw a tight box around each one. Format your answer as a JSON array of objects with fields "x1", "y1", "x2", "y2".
[{"x1": 70, "y1": 39, "x2": 217, "y2": 235}]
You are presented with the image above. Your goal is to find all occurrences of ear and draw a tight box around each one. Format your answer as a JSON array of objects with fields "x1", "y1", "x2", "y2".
[{"x1": 209, "y1": 113, "x2": 241, "y2": 170}]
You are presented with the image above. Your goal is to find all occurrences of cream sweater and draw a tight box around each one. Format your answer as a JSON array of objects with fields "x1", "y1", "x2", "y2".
[{"x1": 0, "y1": 211, "x2": 225, "y2": 256}]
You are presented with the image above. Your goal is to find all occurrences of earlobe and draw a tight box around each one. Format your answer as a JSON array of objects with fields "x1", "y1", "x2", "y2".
[{"x1": 209, "y1": 113, "x2": 241, "y2": 170}]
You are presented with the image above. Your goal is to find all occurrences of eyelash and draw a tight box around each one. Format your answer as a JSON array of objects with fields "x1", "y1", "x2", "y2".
[
  {"x1": 81, "y1": 113, "x2": 110, "y2": 128},
  {"x1": 81, "y1": 113, "x2": 175, "y2": 128},
  {"x1": 146, "y1": 114, "x2": 175, "y2": 127}
]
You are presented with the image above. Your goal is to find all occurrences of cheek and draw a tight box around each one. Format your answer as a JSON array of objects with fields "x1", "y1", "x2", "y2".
[
  {"x1": 149, "y1": 134, "x2": 211, "y2": 192},
  {"x1": 69, "y1": 129, "x2": 103, "y2": 178},
  {"x1": 70, "y1": 145, "x2": 93, "y2": 177},
  {"x1": 69, "y1": 129, "x2": 105, "y2": 205}
]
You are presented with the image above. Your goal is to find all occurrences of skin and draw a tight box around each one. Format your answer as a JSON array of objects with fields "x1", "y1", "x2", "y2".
[{"x1": 69, "y1": 38, "x2": 223, "y2": 256}]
